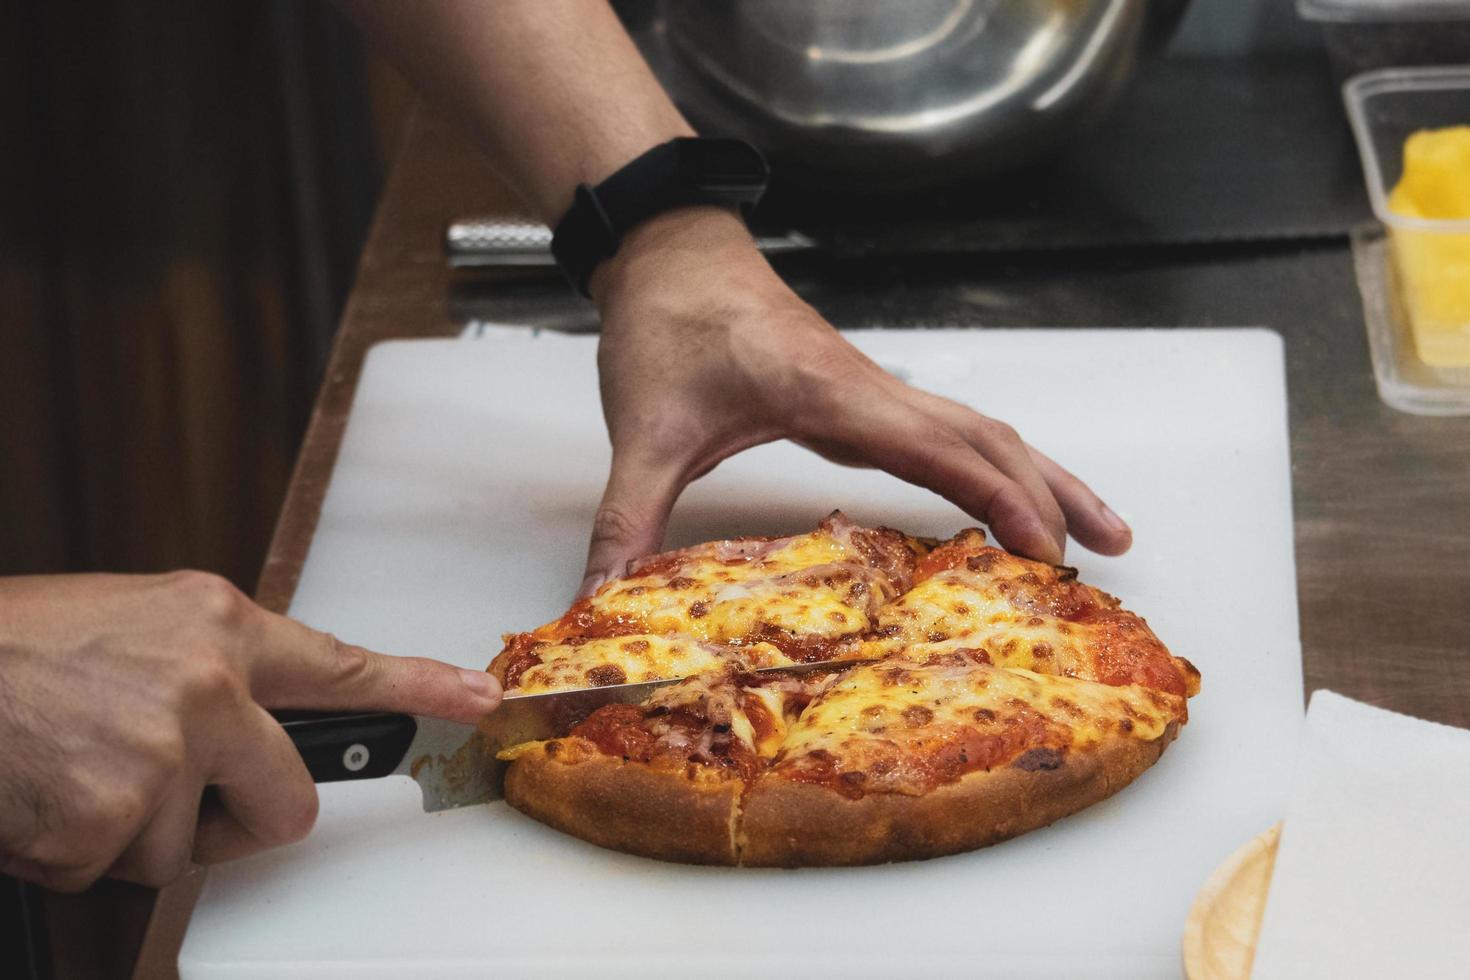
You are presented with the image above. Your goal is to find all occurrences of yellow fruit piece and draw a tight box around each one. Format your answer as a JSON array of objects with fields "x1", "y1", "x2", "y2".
[
  {"x1": 1386, "y1": 126, "x2": 1470, "y2": 367},
  {"x1": 1388, "y1": 126, "x2": 1470, "y2": 220}
]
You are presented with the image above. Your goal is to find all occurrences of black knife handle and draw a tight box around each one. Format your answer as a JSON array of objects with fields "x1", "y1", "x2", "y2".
[{"x1": 275, "y1": 711, "x2": 418, "y2": 783}]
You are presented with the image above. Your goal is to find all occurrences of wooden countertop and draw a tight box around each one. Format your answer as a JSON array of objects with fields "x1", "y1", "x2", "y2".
[{"x1": 133, "y1": 104, "x2": 1470, "y2": 978}]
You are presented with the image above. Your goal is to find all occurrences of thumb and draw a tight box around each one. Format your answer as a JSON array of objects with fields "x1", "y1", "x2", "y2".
[
  {"x1": 579, "y1": 449, "x2": 685, "y2": 599},
  {"x1": 248, "y1": 612, "x2": 502, "y2": 724}
]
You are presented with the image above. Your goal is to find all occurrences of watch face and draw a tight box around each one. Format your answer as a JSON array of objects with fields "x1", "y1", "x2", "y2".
[{"x1": 677, "y1": 138, "x2": 770, "y2": 196}]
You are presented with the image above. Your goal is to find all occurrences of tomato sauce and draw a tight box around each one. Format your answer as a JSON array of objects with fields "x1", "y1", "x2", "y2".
[
  {"x1": 912, "y1": 536, "x2": 995, "y2": 585},
  {"x1": 744, "y1": 623, "x2": 846, "y2": 663},
  {"x1": 571, "y1": 704, "x2": 661, "y2": 759},
  {"x1": 536, "y1": 599, "x2": 648, "y2": 643},
  {"x1": 569, "y1": 703, "x2": 764, "y2": 781},
  {"x1": 625, "y1": 553, "x2": 685, "y2": 579},
  {"x1": 1084, "y1": 612, "x2": 1187, "y2": 695},
  {"x1": 738, "y1": 691, "x2": 779, "y2": 746},
  {"x1": 780, "y1": 712, "x2": 1067, "y2": 799},
  {"x1": 782, "y1": 749, "x2": 860, "y2": 798},
  {"x1": 499, "y1": 634, "x2": 545, "y2": 689},
  {"x1": 913, "y1": 546, "x2": 971, "y2": 584}
]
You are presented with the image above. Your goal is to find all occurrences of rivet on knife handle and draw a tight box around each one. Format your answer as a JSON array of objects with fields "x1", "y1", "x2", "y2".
[{"x1": 279, "y1": 712, "x2": 417, "y2": 782}]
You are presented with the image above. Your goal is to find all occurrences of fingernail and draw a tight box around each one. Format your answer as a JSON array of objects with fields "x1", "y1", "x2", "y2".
[
  {"x1": 459, "y1": 669, "x2": 500, "y2": 702},
  {"x1": 1022, "y1": 524, "x2": 1064, "y2": 566},
  {"x1": 1099, "y1": 505, "x2": 1130, "y2": 535}
]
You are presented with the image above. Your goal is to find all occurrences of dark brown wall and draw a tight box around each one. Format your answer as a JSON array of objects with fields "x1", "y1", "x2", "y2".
[
  {"x1": 0, "y1": 2, "x2": 409, "y2": 976},
  {"x1": 0, "y1": 0, "x2": 393, "y2": 589}
]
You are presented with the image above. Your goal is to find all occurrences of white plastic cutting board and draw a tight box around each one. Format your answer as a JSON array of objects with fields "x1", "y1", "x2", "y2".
[{"x1": 180, "y1": 328, "x2": 1304, "y2": 979}]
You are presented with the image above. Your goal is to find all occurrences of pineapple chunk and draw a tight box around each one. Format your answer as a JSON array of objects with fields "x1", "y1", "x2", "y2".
[{"x1": 1387, "y1": 127, "x2": 1470, "y2": 367}]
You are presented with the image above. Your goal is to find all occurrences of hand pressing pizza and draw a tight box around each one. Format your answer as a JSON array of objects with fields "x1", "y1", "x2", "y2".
[{"x1": 488, "y1": 513, "x2": 1198, "y2": 867}]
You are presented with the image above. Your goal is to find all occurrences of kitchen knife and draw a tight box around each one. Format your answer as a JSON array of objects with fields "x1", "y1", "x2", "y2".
[{"x1": 279, "y1": 660, "x2": 862, "y2": 811}]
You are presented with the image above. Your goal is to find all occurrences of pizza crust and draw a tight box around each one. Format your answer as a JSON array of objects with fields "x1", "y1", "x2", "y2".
[
  {"x1": 505, "y1": 725, "x2": 1177, "y2": 868},
  {"x1": 738, "y1": 724, "x2": 1179, "y2": 867},
  {"x1": 503, "y1": 741, "x2": 742, "y2": 865}
]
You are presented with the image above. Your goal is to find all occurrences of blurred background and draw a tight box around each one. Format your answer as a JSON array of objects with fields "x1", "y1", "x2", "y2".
[
  {"x1": 0, "y1": 0, "x2": 1314, "y2": 596},
  {"x1": 2, "y1": 6, "x2": 418, "y2": 974},
  {"x1": 0, "y1": 0, "x2": 412, "y2": 591}
]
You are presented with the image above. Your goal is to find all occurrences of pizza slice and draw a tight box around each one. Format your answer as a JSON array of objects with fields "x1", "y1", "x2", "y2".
[
  {"x1": 498, "y1": 668, "x2": 832, "y2": 864},
  {"x1": 739, "y1": 652, "x2": 1187, "y2": 866},
  {"x1": 867, "y1": 528, "x2": 1201, "y2": 699},
  {"x1": 492, "y1": 633, "x2": 796, "y2": 693},
  {"x1": 490, "y1": 512, "x2": 927, "y2": 682}
]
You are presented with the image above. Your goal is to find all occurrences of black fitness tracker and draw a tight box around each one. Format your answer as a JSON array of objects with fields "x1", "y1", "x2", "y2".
[{"x1": 550, "y1": 137, "x2": 769, "y2": 297}]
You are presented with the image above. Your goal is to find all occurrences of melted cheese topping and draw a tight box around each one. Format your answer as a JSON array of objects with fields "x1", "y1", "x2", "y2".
[
  {"x1": 497, "y1": 739, "x2": 567, "y2": 763},
  {"x1": 493, "y1": 520, "x2": 1200, "y2": 806},
  {"x1": 872, "y1": 545, "x2": 1198, "y2": 697},
  {"x1": 773, "y1": 658, "x2": 1182, "y2": 794},
  {"x1": 741, "y1": 685, "x2": 792, "y2": 758},
  {"x1": 589, "y1": 529, "x2": 887, "y2": 645},
  {"x1": 498, "y1": 670, "x2": 824, "y2": 765},
  {"x1": 608, "y1": 669, "x2": 819, "y2": 758},
  {"x1": 511, "y1": 636, "x2": 793, "y2": 694}
]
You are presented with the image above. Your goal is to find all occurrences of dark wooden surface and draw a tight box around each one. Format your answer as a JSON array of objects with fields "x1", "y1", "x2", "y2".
[{"x1": 135, "y1": 105, "x2": 1470, "y2": 977}]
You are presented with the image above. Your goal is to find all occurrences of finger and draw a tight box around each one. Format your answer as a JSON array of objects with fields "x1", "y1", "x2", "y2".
[
  {"x1": 0, "y1": 853, "x2": 112, "y2": 894},
  {"x1": 0, "y1": 778, "x2": 162, "y2": 894},
  {"x1": 107, "y1": 785, "x2": 204, "y2": 888},
  {"x1": 901, "y1": 388, "x2": 1068, "y2": 557},
  {"x1": 905, "y1": 387, "x2": 1130, "y2": 555},
  {"x1": 245, "y1": 615, "x2": 501, "y2": 724},
  {"x1": 0, "y1": 849, "x2": 116, "y2": 894},
  {"x1": 0, "y1": 854, "x2": 66, "y2": 891},
  {"x1": 794, "y1": 393, "x2": 1064, "y2": 565},
  {"x1": 195, "y1": 704, "x2": 319, "y2": 865},
  {"x1": 193, "y1": 791, "x2": 270, "y2": 866},
  {"x1": 1023, "y1": 444, "x2": 1132, "y2": 555},
  {"x1": 578, "y1": 448, "x2": 687, "y2": 598}
]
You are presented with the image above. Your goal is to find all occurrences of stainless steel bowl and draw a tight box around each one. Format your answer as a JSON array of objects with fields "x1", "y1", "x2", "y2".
[{"x1": 629, "y1": 0, "x2": 1188, "y2": 190}]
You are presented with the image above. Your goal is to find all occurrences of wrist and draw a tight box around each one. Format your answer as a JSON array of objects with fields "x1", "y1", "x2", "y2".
[
  {"x1": 553, "y1": 137, "x2": 769, "y2": 297},
  {"x1": 587, "y1": 205, "x2": 769, "y2": 308}
]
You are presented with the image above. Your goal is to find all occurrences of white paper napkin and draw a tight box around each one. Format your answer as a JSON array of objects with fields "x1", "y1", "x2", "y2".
[{"x1": 1251, "y1": 690, "x2": 1470, "y2": 979}]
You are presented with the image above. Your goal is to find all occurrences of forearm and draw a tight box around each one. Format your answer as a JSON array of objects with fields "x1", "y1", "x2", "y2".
[{"x1": 338, "y1": 0, "x2": 693, "y2": 223}]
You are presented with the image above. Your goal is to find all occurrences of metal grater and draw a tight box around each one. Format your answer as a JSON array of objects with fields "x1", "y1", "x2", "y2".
[{"x1": 445, "y1": 218, "x2": 815, "y2": 268}]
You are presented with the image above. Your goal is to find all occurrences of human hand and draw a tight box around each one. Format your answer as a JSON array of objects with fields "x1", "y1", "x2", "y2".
[
  {"x1": 579, "y1": 207, "x2": 1132, "y2": 594},
  {"x1": 0, "y1": 572, "x2": 501, "y2": 891}
]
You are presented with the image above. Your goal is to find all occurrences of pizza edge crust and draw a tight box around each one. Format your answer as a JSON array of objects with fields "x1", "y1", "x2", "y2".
[
  {"x1": 503, "y1": 744, "x2": 741, "y2": 866},
  {"x1": 738, "y1": 722, "x2": 1180, "y2": 867},
  {"x1": 486, "y1": 649, "x2": 511, "y2": 686}
]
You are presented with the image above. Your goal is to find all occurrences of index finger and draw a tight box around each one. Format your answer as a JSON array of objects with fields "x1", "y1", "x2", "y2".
[
  {"x1": 900, "y1": 387, "x2": 1131, "y2": 557},
  {"x1": 793, "y1": 388, "x2": 1064, "y2": 564},
  {"x1": 241, "y1": 612, "x2": 502, "y2": 724}
]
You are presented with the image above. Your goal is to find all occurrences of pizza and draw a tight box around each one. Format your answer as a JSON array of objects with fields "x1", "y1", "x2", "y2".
[{"x1": 488, "y1": 512, "x2": 1200, "y2": 867}]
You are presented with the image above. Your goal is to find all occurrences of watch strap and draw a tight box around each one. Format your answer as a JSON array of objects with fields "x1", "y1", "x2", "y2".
[{"x1": 551, "y1": 138, "x2": 768, "y2": 297}]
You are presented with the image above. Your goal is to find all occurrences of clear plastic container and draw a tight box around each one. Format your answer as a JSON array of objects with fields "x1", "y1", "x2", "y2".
[
  {"x1": 1344, "y1": 66, "x2": 1470, "y2": 414},
  {"x1": 1298, "y1": 0, "x2": 1470, "y2": 79}
]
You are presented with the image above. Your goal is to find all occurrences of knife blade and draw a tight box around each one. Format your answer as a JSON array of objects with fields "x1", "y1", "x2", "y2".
[{"x1": 278, "y1": 659, "x2": 865, "y2": 812}]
